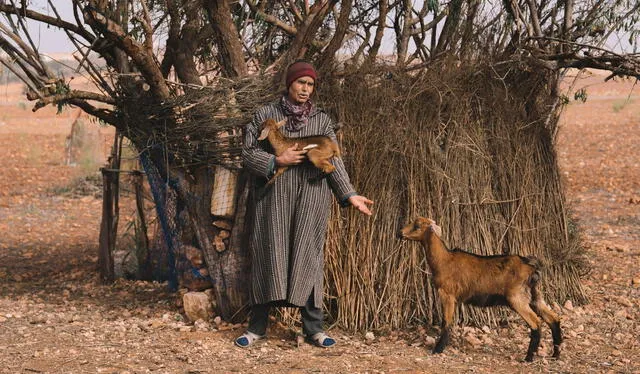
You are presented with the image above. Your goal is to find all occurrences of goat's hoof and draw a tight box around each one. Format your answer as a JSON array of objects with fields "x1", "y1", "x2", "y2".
[
  {"x1": 524, "y1": 355, "x2": 534, "y2": 362},
  {"x1": 432, "y1": 348, "x2": 444, "y2": 354}
]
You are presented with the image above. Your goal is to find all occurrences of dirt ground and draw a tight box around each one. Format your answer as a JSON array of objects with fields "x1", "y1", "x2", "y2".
[{"x1": 0, "y1": 70, "x2": 638, "y2": 374}]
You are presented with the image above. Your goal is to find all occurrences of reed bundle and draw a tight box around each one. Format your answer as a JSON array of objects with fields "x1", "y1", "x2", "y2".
[{"x1": 321, "y1": 63, "x2": 588, "y2": 331}]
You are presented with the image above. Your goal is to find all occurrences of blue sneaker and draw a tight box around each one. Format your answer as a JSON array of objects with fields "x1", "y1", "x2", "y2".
[
  {"x1": 306, "y1": 332, "x2": 336, "y2": 348},
  {"x1": 234, "y1": 331, "x2": 265, "y2": 348}
]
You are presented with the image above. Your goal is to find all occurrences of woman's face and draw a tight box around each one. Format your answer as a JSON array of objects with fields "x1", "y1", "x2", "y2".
[{"x1": 287, "y1": 76, "x2": 315, "y2": 104}]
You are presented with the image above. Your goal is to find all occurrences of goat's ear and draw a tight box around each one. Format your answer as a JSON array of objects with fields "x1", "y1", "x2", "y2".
[
  {"x1": 430, "y1": 223, "x2": 442, "y2": 238},
  {"x1": 257, "y1": 127, "x2": 270, "y2": 140},
  {"x1": 276, "y1": 119, "x2": 286, "y2": 128}
]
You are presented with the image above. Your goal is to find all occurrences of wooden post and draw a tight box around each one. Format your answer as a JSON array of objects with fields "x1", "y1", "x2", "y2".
[
  {"x1": 98, "y1": 167, "x2": 115, "y2": 283},
  {"x1": 97, "y1": 131, "x2": 122, "y2": 283}
]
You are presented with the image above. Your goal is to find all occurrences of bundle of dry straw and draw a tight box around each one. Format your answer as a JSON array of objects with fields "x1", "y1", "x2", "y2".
[
  {"x1": 320, "y1": 64, "x2": 588, "y2": 331},
  {"x1": 120, "y1": 76, "x2": 279, "y2": 169}
]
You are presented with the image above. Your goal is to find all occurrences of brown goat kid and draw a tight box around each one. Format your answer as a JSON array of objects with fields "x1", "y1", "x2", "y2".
[
  {"x1": 258, "y1": 118, "x2": 341, "y2": 185},
  {"x1": 400, "y1": 217, "x2": 562, "y2": 362}
]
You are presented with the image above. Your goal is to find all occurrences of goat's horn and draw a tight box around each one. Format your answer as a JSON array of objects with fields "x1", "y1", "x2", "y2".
[{"x1": 276, "y1": 119, "x2": 286, "y2": 128}]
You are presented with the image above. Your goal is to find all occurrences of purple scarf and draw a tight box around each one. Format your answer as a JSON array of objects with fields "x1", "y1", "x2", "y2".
[{"x1": 280, "y1": 95, "x2": 314, "y2": 132}]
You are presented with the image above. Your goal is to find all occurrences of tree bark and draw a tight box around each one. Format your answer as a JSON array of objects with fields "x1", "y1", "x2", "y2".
[
  {"x1": 317, "y1": 0, "x2": 353, "y2": 68},
  {"x1": 205, "y1": 0, "x2": 248, "y2": 78},
  {"x1": 365, "y1": 0, "x2": 389, "y2": 67}
]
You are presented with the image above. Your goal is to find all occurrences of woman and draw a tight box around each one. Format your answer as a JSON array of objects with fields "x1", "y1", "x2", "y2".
[{"x1": 237, "y1": 60, "x2": 373, "y2": 348}]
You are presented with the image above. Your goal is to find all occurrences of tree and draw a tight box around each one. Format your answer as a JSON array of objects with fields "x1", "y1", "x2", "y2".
[{"x1": 1, "y1": 0, "x2": 639, "y2": 323}]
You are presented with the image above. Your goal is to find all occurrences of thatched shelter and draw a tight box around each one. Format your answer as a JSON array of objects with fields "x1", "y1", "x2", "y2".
[
  {"x1": 126, "y1": 61, "x2": 587, "y2": 331},
  {"x1": 318, "y1": 63, "x2": 587, "y2": 331}
]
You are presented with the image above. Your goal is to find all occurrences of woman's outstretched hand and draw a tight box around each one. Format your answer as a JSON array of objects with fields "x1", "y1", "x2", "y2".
[{"x1": 348, "y1": 195, "x2": 374, "y2": 216}]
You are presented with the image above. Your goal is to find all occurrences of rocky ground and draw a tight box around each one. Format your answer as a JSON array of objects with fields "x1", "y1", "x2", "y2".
[{"x1": 0, "y1": 71, "x2": 638, "y2": 373}]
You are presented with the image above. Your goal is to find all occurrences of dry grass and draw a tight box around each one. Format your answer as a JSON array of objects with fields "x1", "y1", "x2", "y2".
[{"x1": 320, "y1": 64, "x2": 588, "y2": 331}]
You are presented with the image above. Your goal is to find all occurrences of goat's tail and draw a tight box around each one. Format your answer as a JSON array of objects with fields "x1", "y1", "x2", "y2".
[
  {"x1": 522, "y1": 255, "x2": 541, "y2": 269},
  {"x1": 522, "y1": 255, "x2": 542, "y2": 286}
]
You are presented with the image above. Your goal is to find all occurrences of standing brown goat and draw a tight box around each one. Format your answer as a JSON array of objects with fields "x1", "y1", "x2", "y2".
[
  {"x1": 257, "y1": 118, "x2": 341, "y2": 185},
  {"x1": 400, "y1": 217, "x2": 562, "y2": 362}
]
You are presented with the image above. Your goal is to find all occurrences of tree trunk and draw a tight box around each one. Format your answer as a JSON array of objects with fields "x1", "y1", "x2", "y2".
[
  {"x1": 173, "y1": 167, "x2": 250, "y2": 321},
  {"x1": 132, "y1": 170, "x2": 152, "y2": 281},
  {"x1": 205, "y1": 0, "x2": 248, "y2": 77}
]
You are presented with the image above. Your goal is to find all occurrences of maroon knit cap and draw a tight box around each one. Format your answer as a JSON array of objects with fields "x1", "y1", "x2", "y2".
[{"x1": 285, "y1": 61, "x2": 317, "y2": 87}]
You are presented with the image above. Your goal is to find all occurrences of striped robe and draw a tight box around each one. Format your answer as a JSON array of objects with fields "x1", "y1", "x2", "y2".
[{"x1": 242, "y1": 100, "x2": 356, "y2": 308}]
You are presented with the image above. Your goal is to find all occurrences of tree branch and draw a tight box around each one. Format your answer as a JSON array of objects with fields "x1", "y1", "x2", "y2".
[
  {"x1": 246, "y1": 0, "x2": 297, "y2": 35},
  {"x1": 365, "y1": 0, "x2": 389, "y2": 67},
  {"x1": 523, "y1": 39, "x2": 640, "y2": 80},
  {"x1": 204, "y1": 0, "x2": 248, "y2": 78},
  {"x1": 317, "y1": 0, "x2": 352, "y2": 68},
  {"x1": 67, "y1": 99, "x2": 120, "y2": 128},
  {"x1": 138, "y1": 0, "x2": 155, "y2": 54},
  {"x1": 29, "y1": 90, "x2": 117, "y2": 112},
  {"x1": 83, "y1": 6, "x2": 170, "y2": 99},
  {"x1": 0, "y1": 54, "x2": 44, "y2": 99},
  {"x1": 0, "y1": 3, "x2": 95, "y2": 42}
]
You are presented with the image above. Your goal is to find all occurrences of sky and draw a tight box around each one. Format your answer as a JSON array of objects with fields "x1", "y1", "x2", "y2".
[
  {"x1": 19, "y1": 1, "x2": 635, "y2": 55},
  {"x1": 24, "y1": 2, "x2": 76, "y2": 53}
]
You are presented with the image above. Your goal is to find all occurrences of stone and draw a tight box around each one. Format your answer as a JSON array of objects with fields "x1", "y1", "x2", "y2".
[
  {"x1": 194, "y1": 319, "x2": 210, "y2": 332},
  {"x1": 184, "y1": 245, "x2": 204, "y2": 266},
  {"x1": 615, "y1": 297, "x2": 633, "y2": 307},
  {"x1": 212, "y1": 220, "x2": 232, "y2": 230},
  {"x1": 563, "y1": 300, "x2": 574, "y2": 310},
  {"x1": 424, "y1": 336, "x2": 436, "y2": 346},
  {"x1": 182, "y1": 292, "x2": 213, "y2": 322},
  {"x1": 464, "y1": 334, "x2": 482, "y2": 347}
]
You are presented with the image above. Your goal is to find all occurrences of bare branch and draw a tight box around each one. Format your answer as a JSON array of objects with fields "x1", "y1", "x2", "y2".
[
  {"x1": 287, "y1": 0, "x2": 337, "y2": 62},
  {"x1": 139, "y1": 0, "x2": 154, "y2": 54},
  {"x1": 44, "y1": 1, "x2": 113, "y2": 96},
  {"x1": 246, "y1": 0, "x2": 297, "y2": 35},
  {"x1": 204, "y1": 0, "x2": 248, "y2": 78},
  {"x1": 318, "y1": 0, "x2": 353, "y2": 68},
  {"x1": 524, "y1": 38, "x2": 640, "y2": 80},
  {"x1": 525, "y1": 0, "x2": 543, "y2": 39},
  {"x1": 365, "y1": 0, "x2": 389, "y2": 66},
  {"x1": 0, "y1": 10, "x2": 54, "y2": 78},
  {"x1": 0, "y1": 3, "x2": 95, "y2": 42},
  {"x1": 83, "y1": 5, "x2": 170, "y2": 98},
  {"x1": 67, "y1": 99, "x2": 120, "y2": 128},
  {"x1": 0, "y1": 54, "x2": 44, "y2": 99},
  {"x1": 288, "y1": 0, "x2": 304, "y2": 24},
  {"x1": 30, "y1": 90, "x2": 117, "y2": 112}
]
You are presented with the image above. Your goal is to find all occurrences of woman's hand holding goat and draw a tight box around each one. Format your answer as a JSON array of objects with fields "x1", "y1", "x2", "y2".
[{"x1": 275, "y1": 143, "x2": 308, "y2": 166}]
